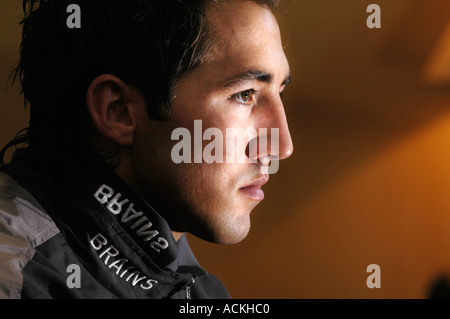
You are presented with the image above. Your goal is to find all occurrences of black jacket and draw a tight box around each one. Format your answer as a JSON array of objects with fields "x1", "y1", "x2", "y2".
[{"x1": 0, "y1": 150, "x2": 230, "y2": 299}]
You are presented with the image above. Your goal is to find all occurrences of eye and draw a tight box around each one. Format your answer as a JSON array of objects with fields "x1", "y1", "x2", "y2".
[{"x1": 231, "y1": 89, "x2": 255, "y2": 105}]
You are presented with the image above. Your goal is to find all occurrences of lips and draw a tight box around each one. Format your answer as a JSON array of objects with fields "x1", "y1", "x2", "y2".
[{"x1": 239, "y1": 176, "x2": 269, "y2": 201}]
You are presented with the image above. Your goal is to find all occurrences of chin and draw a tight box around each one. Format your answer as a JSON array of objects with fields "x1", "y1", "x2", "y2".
[
  {"x1": 197, "y1": 209, "x2": 252, "y2": 245},
  {"x1": 215, "y1": 225, "x2": 250, "y2": 245}
]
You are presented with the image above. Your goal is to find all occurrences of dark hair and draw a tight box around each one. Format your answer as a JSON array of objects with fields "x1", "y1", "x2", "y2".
[{"x1": 1, "y1": 0, "x2": 280, "y2": 170}]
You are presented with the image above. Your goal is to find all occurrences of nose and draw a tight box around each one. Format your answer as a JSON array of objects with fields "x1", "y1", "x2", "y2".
[
  {"x1": 246, "y1": 95, "x2": 294, "y2": 167},
  {"x1": 255, "y1": 97, "x2": 294, "y2": 161},
  {"x1": 272, "y1": 105, "x2": 294, "y2": 161}
]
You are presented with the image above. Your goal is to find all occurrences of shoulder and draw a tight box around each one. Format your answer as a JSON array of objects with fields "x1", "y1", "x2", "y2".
[{"x1": 0, "y1": 171, "x2": 59, "y2": 298}]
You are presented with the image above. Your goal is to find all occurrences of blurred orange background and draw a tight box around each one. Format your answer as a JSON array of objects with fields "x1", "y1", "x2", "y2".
[{"x1": 2, "y1": 0, "x2": 450, "y2": 298}]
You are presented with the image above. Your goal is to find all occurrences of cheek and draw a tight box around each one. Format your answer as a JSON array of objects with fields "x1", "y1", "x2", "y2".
[
  {"x1": 132, "y1": 122, "x2": 183, "y2": 195},
  {"x1": 177, "y1": 162, "x2": 240, "y2": 213},
  {"x1": 179, "y1": 162, "x2": 227, "y2": 198}
]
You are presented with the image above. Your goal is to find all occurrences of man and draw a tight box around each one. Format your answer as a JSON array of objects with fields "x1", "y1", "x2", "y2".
[{"x1": 0, "y1": 0, "x2": 292, "y2": 299}]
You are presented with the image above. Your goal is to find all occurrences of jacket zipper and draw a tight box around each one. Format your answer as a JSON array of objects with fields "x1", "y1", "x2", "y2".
[{"x1": 186, "y1": 277, "x2": 195, "y2": 299}]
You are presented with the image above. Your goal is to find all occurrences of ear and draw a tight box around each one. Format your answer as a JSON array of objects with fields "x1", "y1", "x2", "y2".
[{"x1": 86, "y1": 74, "x2": 139, "y2": 146}]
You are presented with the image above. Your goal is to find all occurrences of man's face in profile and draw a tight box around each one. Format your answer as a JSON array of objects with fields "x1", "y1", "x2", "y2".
[{"x1": 129, "y1": 1, "x2": 293, "y2": 244}]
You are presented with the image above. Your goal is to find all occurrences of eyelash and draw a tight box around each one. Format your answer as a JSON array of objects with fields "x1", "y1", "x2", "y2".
[
  {"x1": 229, "y1": 89, "x2": 286, "y2": 105},
  {"x1": 230, "y1": 89, "x2": 257, "y2": 105}
]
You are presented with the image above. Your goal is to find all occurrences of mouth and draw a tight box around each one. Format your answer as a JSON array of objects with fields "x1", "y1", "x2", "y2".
[{"x1": 239, "y1": 175, "x2": 269, "y2": 201}]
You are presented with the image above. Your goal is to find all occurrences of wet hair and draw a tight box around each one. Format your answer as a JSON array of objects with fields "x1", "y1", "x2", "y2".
[{"x1": 1, "y1": 0, "x2": 280, "y2": 170}]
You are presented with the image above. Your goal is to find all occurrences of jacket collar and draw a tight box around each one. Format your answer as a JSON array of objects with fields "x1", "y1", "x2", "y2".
[{"x1": 7, "y1": 149, "x2": 206, "y2": 298}]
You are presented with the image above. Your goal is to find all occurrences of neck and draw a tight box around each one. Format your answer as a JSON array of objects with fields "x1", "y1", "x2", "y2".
[{"x1": 171, "y1": 231, "x2": 184, "y2": 242}]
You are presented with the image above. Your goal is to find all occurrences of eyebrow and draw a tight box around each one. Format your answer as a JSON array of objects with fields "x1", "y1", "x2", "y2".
[{"x1": 218, "y1": 69, "x2": 291, "y2": 88}]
